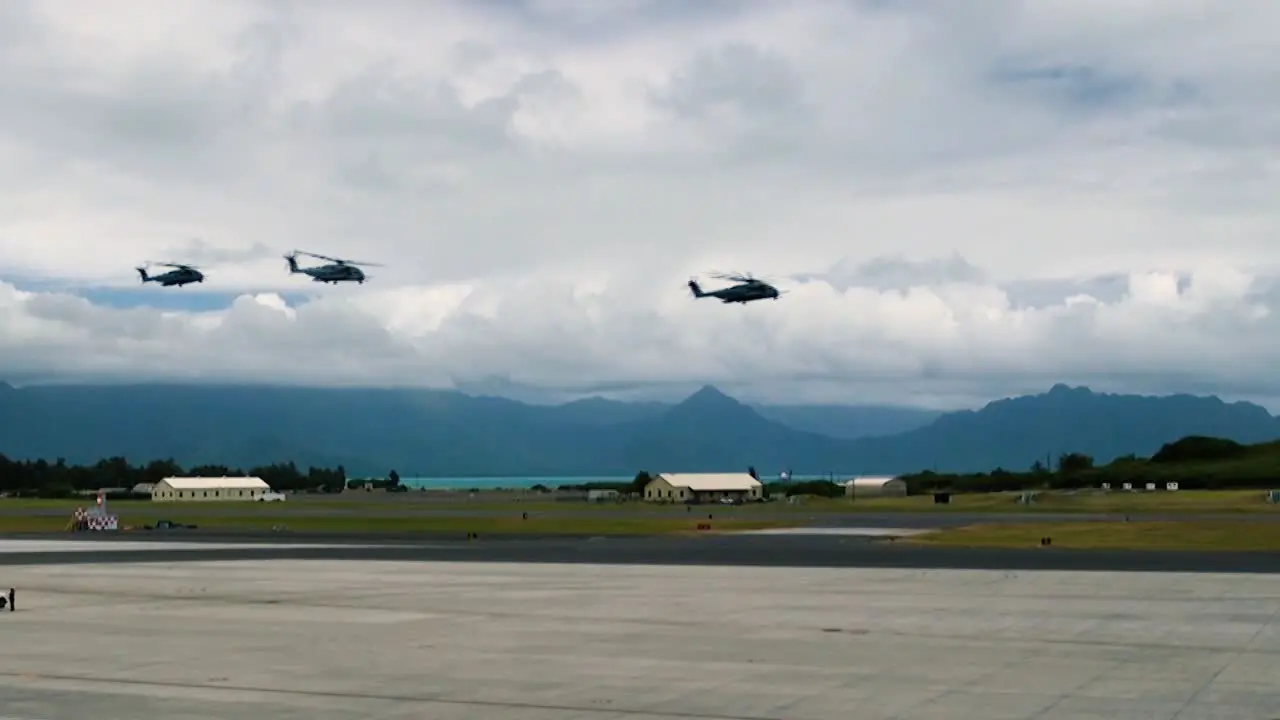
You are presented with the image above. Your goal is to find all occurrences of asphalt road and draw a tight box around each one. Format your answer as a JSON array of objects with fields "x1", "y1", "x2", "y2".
[{"x1": 3, "y1": 533, "x2": 1280, "y2": 573}]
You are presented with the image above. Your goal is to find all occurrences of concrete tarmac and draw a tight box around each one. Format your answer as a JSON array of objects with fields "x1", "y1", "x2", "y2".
[
  {"x1": 4, "y1": 533, "x2": 1280, "y2": 573},
  {"x1": 1, "y1": 558, "x2": 1277, "y2": 719}
]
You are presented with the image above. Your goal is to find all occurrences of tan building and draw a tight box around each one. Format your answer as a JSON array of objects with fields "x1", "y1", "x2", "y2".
[
  {"x1": 151, "y1": 477, "x2": 271, "y2": 502},
  {"x1": 844, "y1": 476, "x2": 908, "y2": 498},
  {"x1": 644, "y1": 473, "x2": 764, "y2": 504}
]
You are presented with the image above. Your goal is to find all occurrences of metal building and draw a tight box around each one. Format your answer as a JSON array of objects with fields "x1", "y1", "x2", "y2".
[
  {"x1": 586, "y1": 489, "x2": 619, "y2": 502},
  {"x1": 844, "y1": 476, "x2": 908, "y2": 499},
  {"x1": 151, "y1": 477, "x2": 271, "y2": 502}
]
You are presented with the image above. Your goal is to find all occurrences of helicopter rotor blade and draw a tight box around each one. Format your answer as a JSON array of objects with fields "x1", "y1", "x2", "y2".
[
  {"x1": 712, "y1": 273, "x2": 763, "y2": 285},
  {"x1": 296, "y1": 250, "x2": 342, "y2": 263},
  {"x1": 295, "y1": 250, "x2": 382, "y2": 267},
  {"x1": 147, "y1": 261, "x2": 199, "y2": 270},
  {"x1": 709, "y1": 270, "x2": 758, "y2": 281}
]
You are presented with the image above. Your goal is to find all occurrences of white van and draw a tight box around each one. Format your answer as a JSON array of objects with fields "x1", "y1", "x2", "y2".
[{"x1": 258, "y1": 492, "x2": 287, "y2": 503}]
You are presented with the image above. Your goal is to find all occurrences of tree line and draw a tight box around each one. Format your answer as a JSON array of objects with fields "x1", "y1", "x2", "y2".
[
  {"x1": 615, "y1": 436, "x2": 1280, "y2": 500},
  {"x1": 0, "y1": 455, "x2": 350, "y2": 498},
  {"x1": 5, "y1": 435, "x2": 1272, "y2": 501},
  {"x1": 898, "y1": 436, "x2": 1280, "y2": 495}
]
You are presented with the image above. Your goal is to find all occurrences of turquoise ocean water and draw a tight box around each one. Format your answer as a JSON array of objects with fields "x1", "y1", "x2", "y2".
[
  {"x1": 398, "y1": 474, "x2": 838, "y2": 490},
  {"x1": 399, "y1": 476, "x2": 632, "y2": 490}
]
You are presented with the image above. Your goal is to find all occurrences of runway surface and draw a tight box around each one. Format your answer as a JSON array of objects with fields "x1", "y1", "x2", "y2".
[
  {"x1": 2, "y1": 558, "x2": 1277, "y2": 719},
  {"x1": 3, "y1": 532, "x2": 1280, "y2": 573}
]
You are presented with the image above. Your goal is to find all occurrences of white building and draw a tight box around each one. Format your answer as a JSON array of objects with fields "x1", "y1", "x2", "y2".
[
  {"x1": 644, "y1": 473, "x2": 764, "y2": 504},
  {"x1": 843, "y1": 476, "x2": 908, "y2": 498},
  {"x1": 151, "y1": 477, "x2": 271, "y2": 502}
]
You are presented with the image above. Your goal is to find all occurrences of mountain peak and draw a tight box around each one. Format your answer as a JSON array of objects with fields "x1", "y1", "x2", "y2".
[
  {"x1": 661, "y1": 385, "x2": 754, "y2": 423},
  {"x1": 683, "y1": 385, "x2": 741, "y2": 408}
]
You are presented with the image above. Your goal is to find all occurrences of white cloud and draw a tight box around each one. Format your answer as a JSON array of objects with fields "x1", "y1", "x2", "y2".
[{"x1": 1, "y1": 0, "x2": 1279, "y2": 409}]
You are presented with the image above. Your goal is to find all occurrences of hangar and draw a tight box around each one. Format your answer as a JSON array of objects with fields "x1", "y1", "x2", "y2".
[
  {"x1": 844, "y1": 476, "x2": 908, "y2": 499},
  {"x1": 151, "y1": 477, "x2": 272, "y2": 502},
  {"x1": 644, "y1": 473, "x2": 763, "y2": 504}
]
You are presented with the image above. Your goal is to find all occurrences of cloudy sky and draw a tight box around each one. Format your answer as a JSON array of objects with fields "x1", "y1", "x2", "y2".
[{"x1": 2, "y1": 0, "x2": 1278, "y2": 409}]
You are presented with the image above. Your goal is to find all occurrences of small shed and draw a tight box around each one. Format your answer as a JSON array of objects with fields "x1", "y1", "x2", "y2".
[{"x1": 844, "y1": 476, "x2": 908, "y2": 499}]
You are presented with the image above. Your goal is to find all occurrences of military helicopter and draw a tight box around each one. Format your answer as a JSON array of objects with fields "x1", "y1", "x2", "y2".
[
  {"x1": 135, "y1": 262, "x2": 204, "y2": 287},
  {"x1": 284, "y1": 250, "x2": 381, "y2": 284},
  {"x1": 687, "y1": 272, "x2": 783, "y2": 304}
]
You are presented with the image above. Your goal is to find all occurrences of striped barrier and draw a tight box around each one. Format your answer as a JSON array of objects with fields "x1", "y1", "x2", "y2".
[
  {"x1": 71, "y1": 507, "x2": 119, "y2": 531},
  {"x1": 86, "y1": 515, "x2": 118, "y2": 531}
]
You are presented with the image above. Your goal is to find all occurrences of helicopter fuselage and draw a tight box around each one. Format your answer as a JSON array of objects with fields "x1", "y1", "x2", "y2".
[
  {"x1": 141, "y1": 268, "x2": 204, "y2": 287},
  {"x1": 287, "y1": 258, "x2": 366, "y2": 284},
  {"x1": 688, "y1": 280, "x2": 779, "y2": 303}
]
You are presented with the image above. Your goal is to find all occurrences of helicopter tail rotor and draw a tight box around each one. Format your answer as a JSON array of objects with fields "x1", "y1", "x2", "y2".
[{"x1": 136, "y1": 266, "x2": 149, "y2": 283}]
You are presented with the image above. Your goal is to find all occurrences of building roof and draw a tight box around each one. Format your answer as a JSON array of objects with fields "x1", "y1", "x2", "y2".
[
  {"x1": 655, "y1": 473, "x2": 763, "y2": 491},
  {"x1": 844, "y1": 476, "x2": 903, "y2": 487},
  {"x1": 157, "y1": 477, "x2": 270, "y2": 490}
]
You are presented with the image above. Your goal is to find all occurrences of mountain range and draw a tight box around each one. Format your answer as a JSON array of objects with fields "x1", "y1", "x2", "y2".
[{"x1": 2, "y1": 381, "x2": 1278, "y2": 477}]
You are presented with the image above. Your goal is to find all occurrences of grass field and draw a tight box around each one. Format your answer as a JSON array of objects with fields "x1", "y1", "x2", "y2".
[
  {"x1": 2, "y1": 488, "x2": 1277, "y2": 519},
  {"x1": 335, "y1": 488, "x2": 1279, "y2": 514},
  {"x1": 843, "y1": 489, "x2": 1280, "y2": 513},
  {"x1": 0, "y1": 511, "x2": 792, "y2": 536},
  {"x1": 907, "y1": 520, "x2": 1280, "y2": 551}
]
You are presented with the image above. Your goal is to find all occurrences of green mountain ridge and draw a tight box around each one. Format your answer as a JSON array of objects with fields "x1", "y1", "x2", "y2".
[{"x1": 1, "y1": 381, "x2": 1277, "y2": 477}]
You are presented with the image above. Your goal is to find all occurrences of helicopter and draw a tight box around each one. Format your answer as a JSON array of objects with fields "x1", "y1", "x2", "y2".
[
  {"x1": 687, "y1": 273, "x2": 782, "y2": 304},
  {"x1": 136, "y1": 262, "x2": 204, "y2": 287},
  {"x1": 284, "y1": 250, "x2": 381, "y2": 284}
]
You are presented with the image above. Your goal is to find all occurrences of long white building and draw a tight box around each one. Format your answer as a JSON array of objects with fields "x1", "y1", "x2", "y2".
[
  {"x1": 643, "y1": 473, "x2": 764, "y2": 504},
  {"x1": 151, "y1": 477, "x2": 272, "y2": 502}
]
